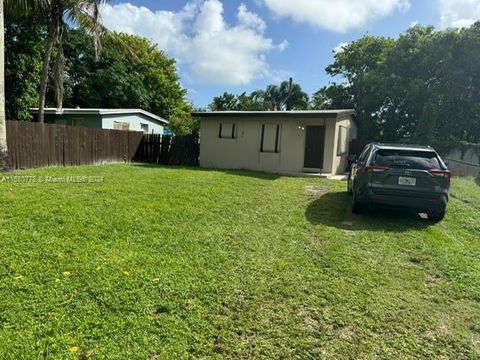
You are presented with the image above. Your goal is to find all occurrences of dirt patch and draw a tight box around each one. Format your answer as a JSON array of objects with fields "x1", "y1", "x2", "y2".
[
  {"x1": 303, "y1": 314, "x2": 319, "y2": 331},
  {"x1": 326, "y1": 324, "x2": 355, "y2": 341},
  {"x1": 426, "y1": 271, "x2": 442, "y2": 288},
  {"x1": 304, "y1": 231, "x2": 323, "y2": 252},
  {"x1": 337, "y1": 326, "x2": 355, "y2": 341},
  {"x1": 438, "y1": 313, "x2": 455, "y2": 337},
  {"x1": 298, "y1": 308, "x2": 320, "y2": 332},
  {"x1": 304, "y1": 185, "x2": 330, "y2": 199}
]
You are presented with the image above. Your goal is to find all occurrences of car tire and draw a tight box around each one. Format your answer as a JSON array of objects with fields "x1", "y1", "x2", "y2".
[
  {"x1": 351, "y1": 191, "x2": 364, "y2": 214},
  {"x1": 427, "y1": 210, "x2": 445, "y2": 223}
]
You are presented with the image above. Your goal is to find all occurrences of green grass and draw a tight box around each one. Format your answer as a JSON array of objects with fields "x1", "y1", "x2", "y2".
[{"x1": 0, "y1": 164, "x2": 479, "y2": 359}]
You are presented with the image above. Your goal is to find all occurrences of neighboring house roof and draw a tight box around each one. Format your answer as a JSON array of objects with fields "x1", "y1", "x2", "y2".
[
  {"x1": 29, "y1": 108, "x2": 168, "y2": 125},
  {"x1": 191, "y1": 110, "x2": 356, "y2": 119}
]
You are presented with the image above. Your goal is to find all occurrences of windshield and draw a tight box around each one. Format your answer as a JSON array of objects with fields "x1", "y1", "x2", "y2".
[{"x1": 373, "y1": 149, "x2": 441, "y2": 170}]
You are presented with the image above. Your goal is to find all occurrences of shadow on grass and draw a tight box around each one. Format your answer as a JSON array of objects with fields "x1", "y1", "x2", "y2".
[
  {"x1": 476, "y1": 176, "x2": 480, "y2": 187},
  {"x1": 131, "y1": 163, "x2": 281, "y2": 180},
  {"x1": 132, "y1": 163, "x2": 202, "y2": 171},
  {"x1": 305, "y1": 191, "x2": 431, "y2": 232}
]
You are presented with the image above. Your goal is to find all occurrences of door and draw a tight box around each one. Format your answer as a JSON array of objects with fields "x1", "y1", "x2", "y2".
[{"x1": 304, "y1": 126, "x2": 326, "y2": 169}]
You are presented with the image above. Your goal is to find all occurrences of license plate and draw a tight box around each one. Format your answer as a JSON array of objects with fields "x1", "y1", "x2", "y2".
[{"x1": 399, "y1": 176, "x2": 416, "y2": 186}]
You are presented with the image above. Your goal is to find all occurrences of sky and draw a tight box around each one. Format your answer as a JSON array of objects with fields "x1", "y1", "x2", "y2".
[{"x1": 100, "y1": 0, "x2": 480, "y2": 108}]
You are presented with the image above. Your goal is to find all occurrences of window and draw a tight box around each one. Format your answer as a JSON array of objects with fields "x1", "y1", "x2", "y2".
[
  {"x1": 337, "y1": 126, "x2": 348, "y2": 155},
  {"x1": 113, "y1": 121, "x2": 130, "y2": 131},
  {"x1": 140, "y1": 123, "x2": 149, "y2": 134},
  {"x1": 218, "y1": 123, "x2": 236, "y2": 139},
  {"x1": 260, "y1": 124, "x2": 281, "y2": 153},
  {"x1": 373, "y1": 150, "x2": 441, "y2": 170}
]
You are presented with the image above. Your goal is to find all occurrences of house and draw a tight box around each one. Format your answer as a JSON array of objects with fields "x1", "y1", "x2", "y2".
[
  {"x1": 193, "y1": 110, "x2": 357, "y2": 176},
  {"x1": 29, "y1": 108, "x2": 168, "y2": 134}
]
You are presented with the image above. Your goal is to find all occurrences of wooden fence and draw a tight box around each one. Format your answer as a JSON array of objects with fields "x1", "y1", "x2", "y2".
[
  {"x1": 134, "y1": 133, "x2": 200, "y2": 166},
  {"x1": 6, "y1": 121, "x2": 200, "y2": 170}
]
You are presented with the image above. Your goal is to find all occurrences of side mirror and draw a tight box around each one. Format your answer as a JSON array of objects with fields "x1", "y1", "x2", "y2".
[{"x1": 444, "y1": 160, "x2": 449, "y2": 167}]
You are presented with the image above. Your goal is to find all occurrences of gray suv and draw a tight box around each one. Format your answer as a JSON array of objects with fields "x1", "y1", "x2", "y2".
[{"x1": 348, "y1": 143, "x2": 451, "y2": 222}]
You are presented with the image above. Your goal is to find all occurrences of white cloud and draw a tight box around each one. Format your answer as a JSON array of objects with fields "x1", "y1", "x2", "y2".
[
  {"x1": 333, "y1": 42, "x2": 349, "y2": 54},
  {"x1": 238, "y1": 3, "x2": 267, "y2": 33},
  {"x1": 100, "y1": 1, "x2": 286, "y2": 86},
  {"x1": 439, "y1": 0, "x2": 480, "y2": 28},
  {"x1": 261, "y1": 0, "x2": 411, "y2": 32}
]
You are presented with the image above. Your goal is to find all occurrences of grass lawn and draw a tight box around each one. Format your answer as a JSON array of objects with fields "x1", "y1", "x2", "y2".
[{"x1": 1, "y1": 164, "x2": 479, "y2": 359}]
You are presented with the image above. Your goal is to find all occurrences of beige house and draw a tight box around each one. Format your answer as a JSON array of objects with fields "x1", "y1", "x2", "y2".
[{"x1": 194, "y1": 110, "x2": 357, "y2": 176}]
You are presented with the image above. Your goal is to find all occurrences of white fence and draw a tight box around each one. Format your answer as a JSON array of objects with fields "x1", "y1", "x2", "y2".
[{"x1": 443, "y1": 147, "x2": 480, "y2": 177}]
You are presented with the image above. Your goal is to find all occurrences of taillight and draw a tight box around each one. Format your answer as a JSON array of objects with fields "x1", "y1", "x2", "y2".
[
  {"x1": 429, "y1": 169, "x2": 453, "y2": 178},
  {"x1": 364, "y1": 165, "x2": 389, "y2": 173}
]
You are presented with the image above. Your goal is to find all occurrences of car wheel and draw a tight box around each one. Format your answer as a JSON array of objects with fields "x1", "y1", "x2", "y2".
[
  {"x1": 427, "y1": 209, "x2": 445, "y2": 223},
  {"x1": 351, "y1": 191, "x2": 364, "y2": 214}
]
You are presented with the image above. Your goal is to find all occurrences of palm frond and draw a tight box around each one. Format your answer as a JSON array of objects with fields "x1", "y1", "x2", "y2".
[{"x1": 67, "y1": 2, "x2": 139, "y2": 63}]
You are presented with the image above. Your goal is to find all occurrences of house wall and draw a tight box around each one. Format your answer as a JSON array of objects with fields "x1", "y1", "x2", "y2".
[
  {"x1": 199, "y1": 116, "x2": 353, "y2": 174},
  {"x1": 331, "y1": 117, "x2": 358, "y2": 175},
  {"x1": 45, "y1": 114, "x2": 102, "y2": 128},
  {"x1": 44, "y1": 113, "x2": 165, "y2": 134},
  {"x1": 102, "y1": 113, "x2": 165, "y2": 134}
]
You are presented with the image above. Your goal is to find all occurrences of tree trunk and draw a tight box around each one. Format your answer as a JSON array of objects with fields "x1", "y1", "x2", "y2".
[
  {"x1": 0, "y1": 0, "x2": 9, "y2": 171},
  {"x1": 54, "y1": 42, "x2": 64, "y2": 110},
  {"x1": 37, "y1": 30, "x2": 56, "y2": 123}
]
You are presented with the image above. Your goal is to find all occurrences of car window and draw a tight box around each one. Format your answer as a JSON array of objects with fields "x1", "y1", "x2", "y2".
[{"x1": 373, "y1": 149, "x2": 441, "y2": 170}]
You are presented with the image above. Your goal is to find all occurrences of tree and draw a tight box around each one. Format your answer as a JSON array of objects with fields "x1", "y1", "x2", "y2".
[
  {"x1": 4, "y1": 12, "x2": 44, "y2": 121},
  {"x1": 326, "y1": 35, "x2": 395, "y2": 140},
  {"x1": 36, "y1": 0, "x2": 120, "y2": 123},
  {"x1": 0, "y1": 0, "x2": 7, "y2": 170},
  {"x1": 279, "y1": 79, "x2": 309, "y2": 110},
  {"x1": 209, "y1": 79, "x2": 309, "y2": 112},
  {"x1": 1, "y1": 0, "x2": 46, "y2": 169},
  {"x1": 209, "y1": 92, "x2": 259, "y2": 111},
  {"x1": 320, "y1": 24, "x2": 480, "y2": 143},
  {"x1": 209, "y1": 92, "x2": 239, "y2": 111},
  {"x1": 168, "y1": 106, "x2": 198, "y2": 135},
  {"x1": 250, "y1": 79, "x2": 309, "y2": 111},
  {"x1": 60, "y1": 30, "x2": 194, "y2": 133},
  {"x1": 310, "y1": 84, "x2": 353, "y2": 110}
]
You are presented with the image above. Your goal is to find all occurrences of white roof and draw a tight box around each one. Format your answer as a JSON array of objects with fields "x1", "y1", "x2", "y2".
[
  {"x1": 29, "y1": 108, "x2": 168, "y2": 125},
  {"x1": 192, "y1": 109, "x2": 355, "y2": 118}
]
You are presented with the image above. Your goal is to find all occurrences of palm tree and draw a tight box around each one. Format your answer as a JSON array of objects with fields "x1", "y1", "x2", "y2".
[
  {"x1": 0, "y1": 0, "x2": 7, "y2": 170},
  {"x1": 250, "y1": 79, "x2": 309, "y2": 111},
  {"x1": 279, "y1": 79, "x2": 309, "y2": 111},
  {"x1": 37, "y1": 0, "x2": 115, "y2": 123}
]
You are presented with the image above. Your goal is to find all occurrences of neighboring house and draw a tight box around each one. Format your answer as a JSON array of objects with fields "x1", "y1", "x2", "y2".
[
  {"x1": 29, "y1": 108, "x2": 168, "y2": 134},
  {"x1": 193, "y1": 110, "x2": 357, "y2": 176}
]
